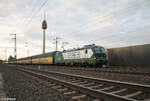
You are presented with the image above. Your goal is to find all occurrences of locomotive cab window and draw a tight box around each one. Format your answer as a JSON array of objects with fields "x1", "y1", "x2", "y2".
[
  {"x1": 85, "y1": 49, "x2": 88, "y2": 54},
  {"x1": 92, "y1": 47, "x2": 106, "y2": 54}
]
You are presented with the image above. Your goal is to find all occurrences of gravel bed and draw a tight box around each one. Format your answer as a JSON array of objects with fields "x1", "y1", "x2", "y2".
[
  {"x1": 0, "y1": 64, "x2": 69, "y2": 101},
  {"x1": 19, "y1": 65, "x2": 150, "y2": 85}
]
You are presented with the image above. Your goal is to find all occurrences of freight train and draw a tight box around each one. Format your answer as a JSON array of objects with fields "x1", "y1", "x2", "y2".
[{"x1": 8, "y1": 44, "x2": 108, "y2": 67}]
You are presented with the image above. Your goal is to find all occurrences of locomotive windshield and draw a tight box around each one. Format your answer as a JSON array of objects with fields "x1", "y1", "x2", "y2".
[{"x1": 92, "y1": 47, "x2": 106, "y2": 54}]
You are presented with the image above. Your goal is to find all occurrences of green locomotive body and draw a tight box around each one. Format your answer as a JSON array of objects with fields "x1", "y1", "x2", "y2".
[{"x1": 55, "y1": 44, "x2": 107, "y2": 66}]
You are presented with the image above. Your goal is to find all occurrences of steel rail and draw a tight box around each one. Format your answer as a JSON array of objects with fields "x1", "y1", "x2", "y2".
[
  {"x1": 27, "y1": 65, "x2": 150, "y2": 76},
  {"x1": 17, "y1": 68, "x2": 137, "y2": 101},
  {"x1": 27, "y1": 68, "x2": 150, "y2": 93}
]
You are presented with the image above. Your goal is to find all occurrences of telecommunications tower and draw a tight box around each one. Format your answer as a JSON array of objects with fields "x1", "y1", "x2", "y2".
[{"x1": 42, "y1": 13, "x2": 47, "y2": 54}]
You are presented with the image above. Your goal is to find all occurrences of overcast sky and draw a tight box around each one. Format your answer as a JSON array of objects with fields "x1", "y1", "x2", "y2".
[{"x1": 0, "y1": 0, "x2": 150, "y2": 60}]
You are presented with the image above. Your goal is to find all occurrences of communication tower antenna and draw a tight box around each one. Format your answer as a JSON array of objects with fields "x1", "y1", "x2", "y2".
[{"x1": 44, "y1": 12, "x2": 46, "y2": 20}]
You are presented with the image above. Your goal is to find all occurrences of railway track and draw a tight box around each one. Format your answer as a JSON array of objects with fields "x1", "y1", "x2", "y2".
[
  {"x1": 15, "y1": 65, "x2": 150, "y2": 101},
  {"x1": 68, "y1": 67, "x2": 150, "y2": 75},
  {"x1": 27, "y1": 65, "x2": 150, "y2": 76}
]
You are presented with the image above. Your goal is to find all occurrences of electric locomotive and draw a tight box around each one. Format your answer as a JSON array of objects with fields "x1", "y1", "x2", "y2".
[{"x1": 55, "y1": 44, "x2": 107, "y2": 66}]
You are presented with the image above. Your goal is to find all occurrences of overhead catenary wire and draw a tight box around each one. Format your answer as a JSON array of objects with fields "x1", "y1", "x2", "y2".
[
  {"x1": 64, "y1": 0, "x2": 150, "y2": 47},
  {"x1": 24, "y1": 0, "x2": 49, "y2": 29},
  {"x1": 21, "y1": 0, "x2": 42, "y2": 26},
  {"x1": 66, "y1": 0, "x2": 149, "y2": 48},
  {"x1": 62, "y1": 0, "x2": 150, "y2": 48},
  {"x1": 21, "y1": 0, "x2": 149, "y2": 35},
  {"x1": 66, "y1": 0, "x2": 150, "y2": 36}
]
